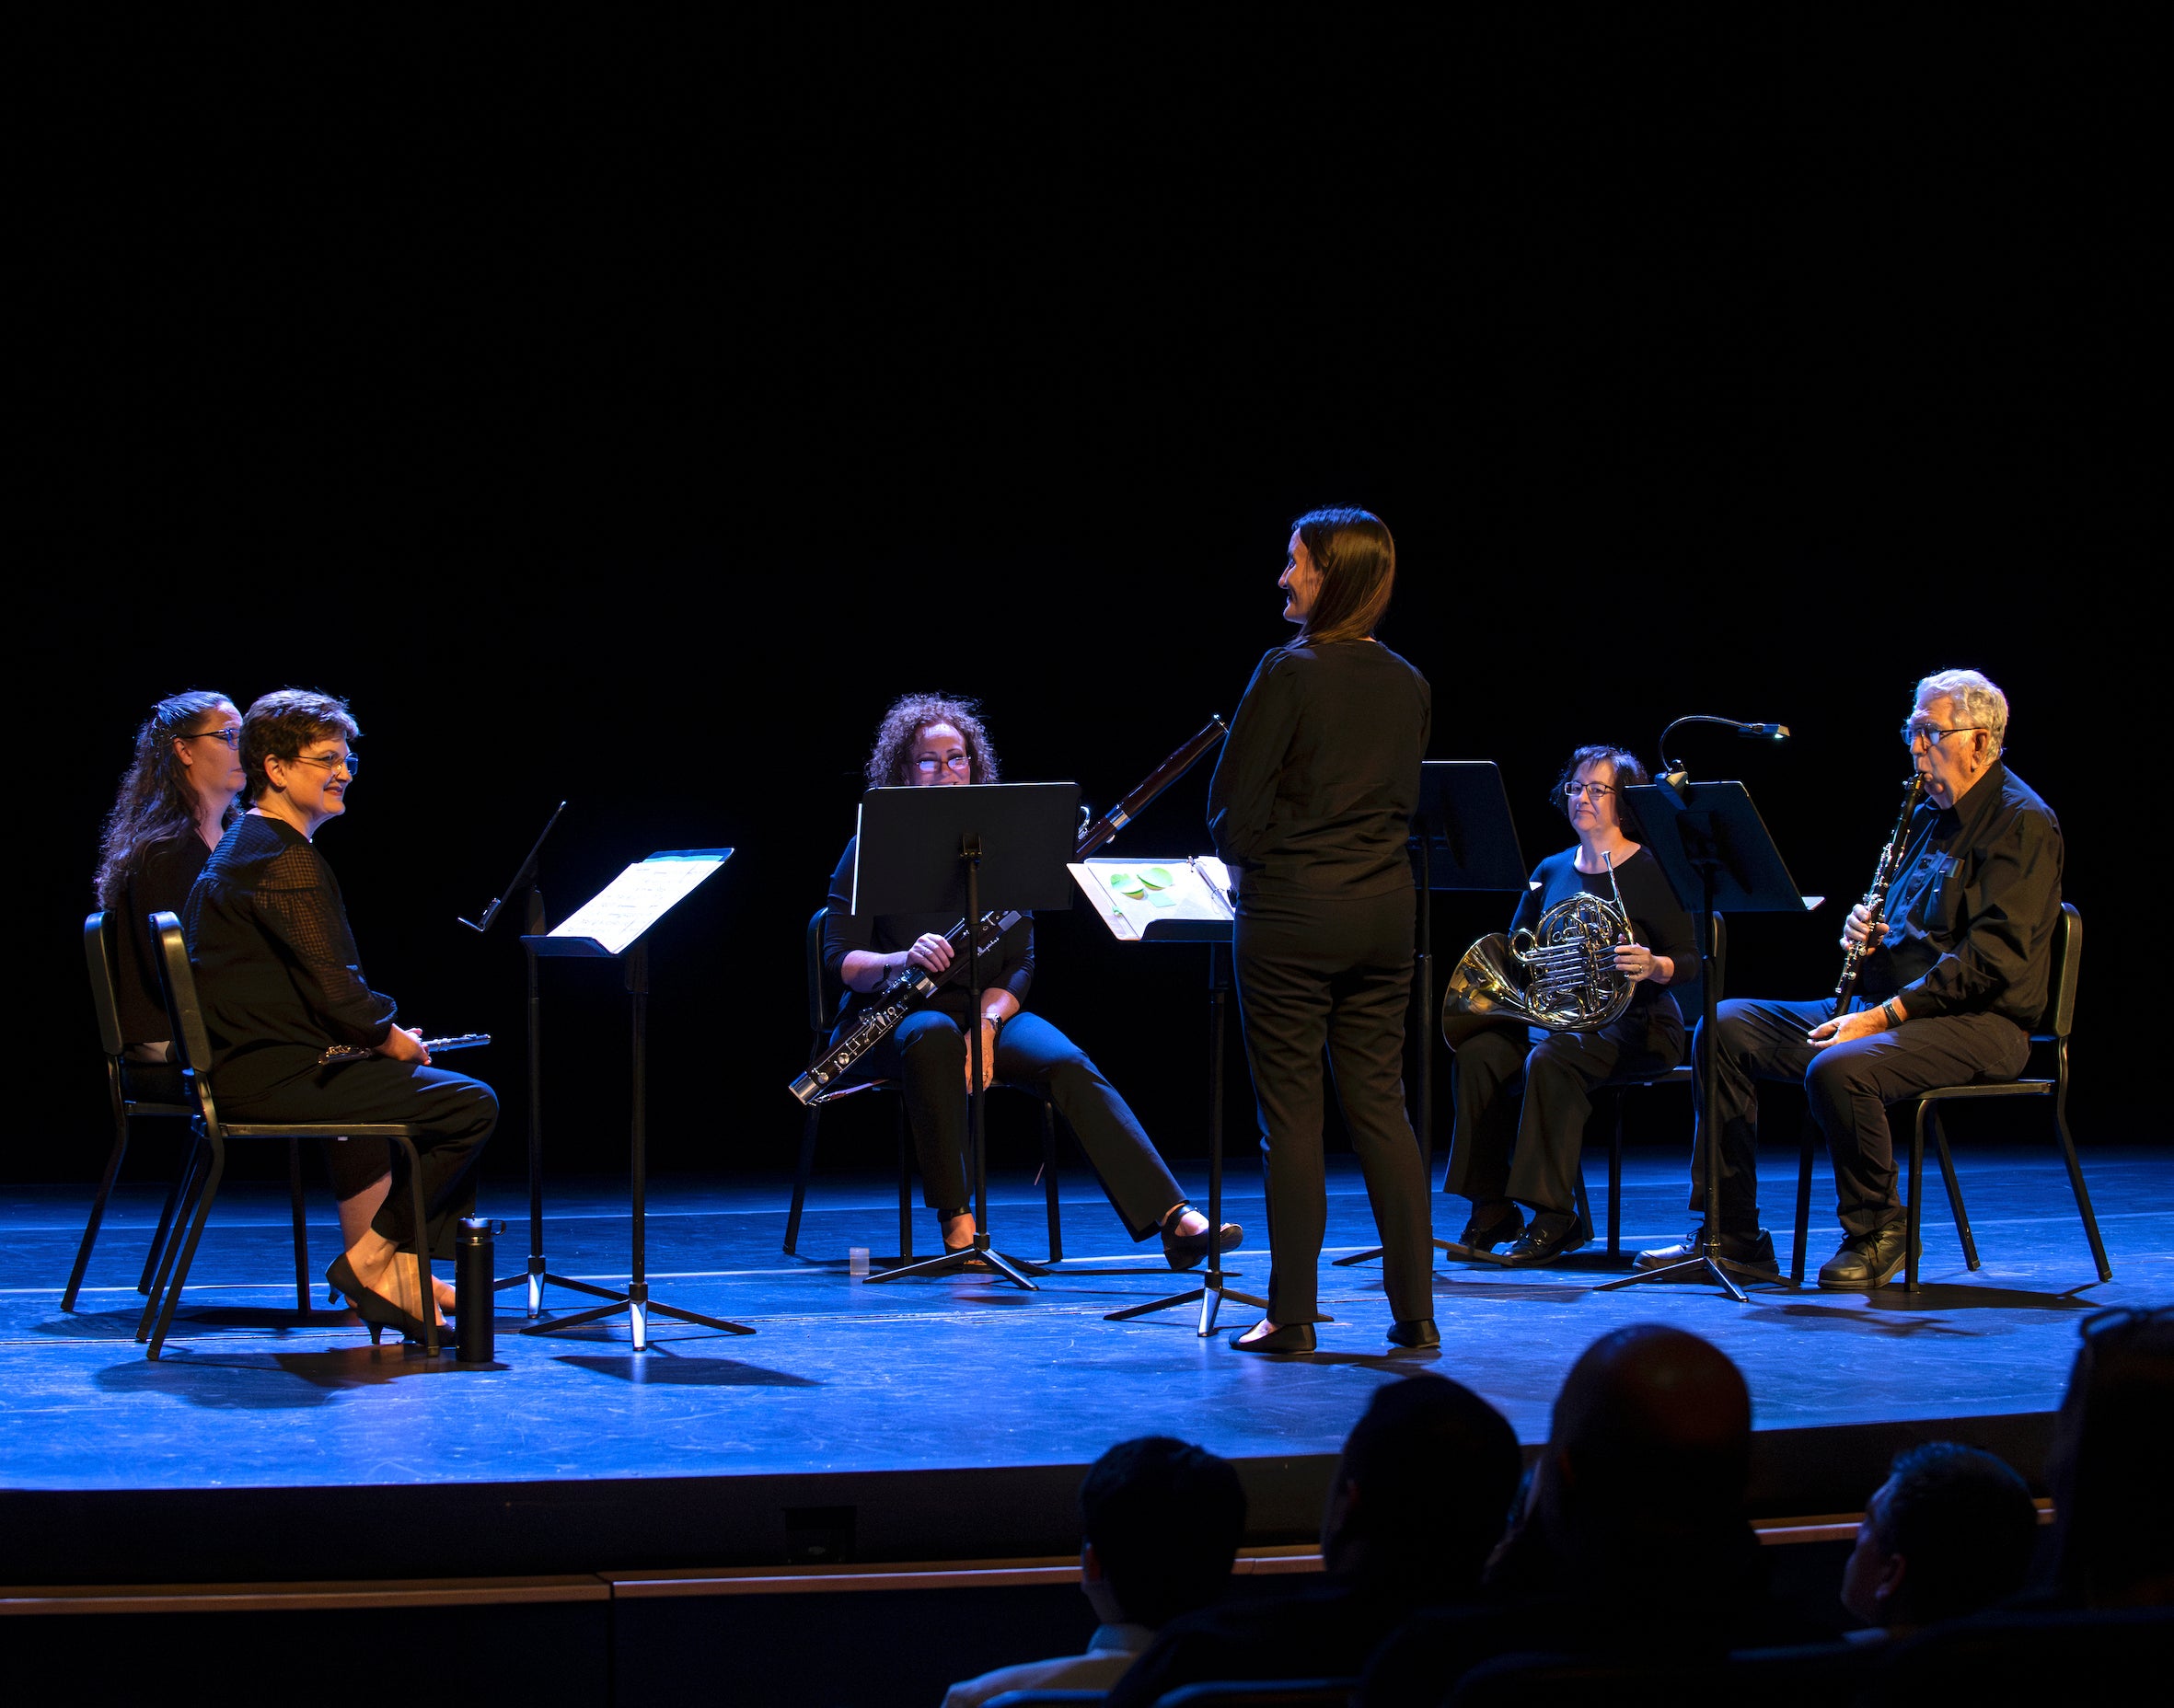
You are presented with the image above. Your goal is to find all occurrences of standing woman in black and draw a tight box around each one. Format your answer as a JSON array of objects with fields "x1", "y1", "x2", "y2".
[{"x1": 1209, "y1": 507, "x2": 1436, "y2": 1353}]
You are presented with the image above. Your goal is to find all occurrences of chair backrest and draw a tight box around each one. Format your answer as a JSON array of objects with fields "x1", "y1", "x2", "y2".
[
  {"x1": 150, "y1": 912, "x2": 217, "y2": 1088},
  {"x1": 807, "y1": 906, "x2": 838, "y2": 1035},
  {"x1": 2039, "y1": 902, "x2": 2081, "y2": 1040},
  {"x1": 84, "y1": 911, "x2": 127, "y2": 1058}
]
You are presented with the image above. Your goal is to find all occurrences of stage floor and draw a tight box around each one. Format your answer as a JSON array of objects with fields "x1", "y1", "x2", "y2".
[{"x1": 6, "y1": 1143, "x2": 2165, "y2": 1508}]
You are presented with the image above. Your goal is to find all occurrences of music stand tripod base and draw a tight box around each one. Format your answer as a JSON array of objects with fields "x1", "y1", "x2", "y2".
[
  {"x1": 865, "y1": 1241, "x2": 1044, "y2": 1289},
  {"x1": 1593, "y1": 1248, "x2": 1762, "y2": 1305}
]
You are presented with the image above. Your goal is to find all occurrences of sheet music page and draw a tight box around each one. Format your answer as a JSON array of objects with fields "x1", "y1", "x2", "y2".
[
  {"x1": 549, "y1": 852, "x2": 728, "y2": 955},
  {"x1": 1070, "y1": 856, "x2": 1236, "y2": 941}
]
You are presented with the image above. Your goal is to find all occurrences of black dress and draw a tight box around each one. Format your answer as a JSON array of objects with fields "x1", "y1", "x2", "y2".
[
  {"x1": 820, "y1": 836, "x2": 1185, "y2": 1236},
  {"x1": 182, "y1": 814, "x2": 496, "y2": 1257},
  {"x1": 1441, "y1": 844, "x2": 1696, "y2": 1223},
  {"x1": 116, "y1": 831, "x2": 214, "y2": 1046},
  {"x1": 1208, "y1": 639, "x2": 1434, "y2": 1326}
]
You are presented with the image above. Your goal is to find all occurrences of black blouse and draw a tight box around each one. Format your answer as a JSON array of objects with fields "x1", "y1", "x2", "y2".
[
  {"x1": 181, "y1": 814, "x2": 399, "y2": 1102},
  {"x1": 1512, "y1": 844, "x2": 1699, "y2": 1025},
  {"x1": 116, "y1": 832, "x2": 214, "y2": 1045},
  {"x1": 822, "y1": 834, "x2": 1034, "y2": 1027}
]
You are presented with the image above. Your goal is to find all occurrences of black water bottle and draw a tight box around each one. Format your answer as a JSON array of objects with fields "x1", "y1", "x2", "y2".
[{"x1": 455, "y1": 1217, "x2": 503, "y2": 1364}]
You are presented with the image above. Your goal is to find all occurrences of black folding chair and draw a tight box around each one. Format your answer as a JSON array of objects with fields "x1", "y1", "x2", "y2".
[
  {"x1": 64, "y1": 911, "x2": 201, "y2": 1310},
  {"x1": 786, "y1": 906, "x2": 1066, "y2": 1263},
  {"x1": 1791, "y1": 902, "x2": 2110, "y2": 1292},
  {"x1": 139, "y1": 911, "x2": 439, "y2": 1359}
]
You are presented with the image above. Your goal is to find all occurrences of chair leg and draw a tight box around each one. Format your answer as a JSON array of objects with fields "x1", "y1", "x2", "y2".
[
  {"x1": 1904, "y1": 1102, "x2": 1926, "y2": 1294},
  {"x1": 2053, "y1": 1067, "x2": 2112, "y2": 1282},
  {"x1": 896, "y1": 1102, "x2": 913, "y2": 1260},
  {"x1": 784, "y1": 1105, "x2": 821, "y2": 1255},
  {"x1": 64, "y1": 1113, "x2": 133, "y2": 1311},
  {"x1": 138, "y1": 1171, "x2": 184, "y2": 1297},
  {"x1": 1571, "y1": 1168, "x2": 1594, "y2": 1248},
  {"x1": 288, "y1": 1137, "x2": 310, "y2": 1311},
  {"x1": 146, "y1": 1135, "x2": 225, "y2": 1359},
  {"x1": 1791, "y1": 1118, "x2": 1815, "y2": 1287},
  {"x1": 137, "y1": 1135, "x2": 207, "y2": 1343},
  {"x1": 1041, "y1": 1101, "x2": 1063, "y2": 1264},
  {"x1": 1928, "y1": 1106, "x2": 1978, "y2": 1270},
  {"x1": 1607, "y1": 1094, "x2": 1623, "y2": 1257}
]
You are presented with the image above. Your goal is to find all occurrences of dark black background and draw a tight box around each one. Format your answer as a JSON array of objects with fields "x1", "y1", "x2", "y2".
[{"x1": 17, "y1": 12, "x2": 2153, "y2": 1188}]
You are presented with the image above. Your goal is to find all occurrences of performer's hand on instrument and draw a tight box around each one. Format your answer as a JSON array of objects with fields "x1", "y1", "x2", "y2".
[
  {"x1": 1613, "y1": 942, "x2": 1657, "y2": 983},
  {"x1": 907, "y1": 933, "x2": 954, "y2": 975},
  {"x1": 966, "y1": 1018, "x2": 1000, "y2": 1091},
  {"x1": 1806, "y1": 1009, "x2": 1887, "y2": 1049},
  {"x1": 378, "y1": 1024, "x2": 432, "y2": 1065},
  {"x1": 1840, "y1": 902, "x2": 1893, "y2": 951}
]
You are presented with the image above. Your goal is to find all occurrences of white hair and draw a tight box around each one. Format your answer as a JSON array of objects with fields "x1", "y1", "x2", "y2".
[{"x1": 1915, "y1": 668, "x2": 2008, "y2": 750}]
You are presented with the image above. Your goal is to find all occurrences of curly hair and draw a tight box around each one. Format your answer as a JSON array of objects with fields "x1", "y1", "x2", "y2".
[
  {"x1": 243, "y1": 687, "x2": 362, "y2": 802},
  {"x1": 95, "y1": 690, "x2": 241, "y2": 910},
  {"x1": 863, "y1": 694, "x2": 1000, "y2": 791}
]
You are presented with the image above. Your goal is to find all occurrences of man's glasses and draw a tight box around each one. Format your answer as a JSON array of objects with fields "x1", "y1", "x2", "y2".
[
  {"x1": 1562, "y1": 781, "x2": 1615, "y2": 801},
  {"x1": 287, "y1": 750, "x2": 360, "y2": 776},
  {"x1": 914, "y1": 755, "x2": 972, "y2": 775},
  {"x1": 186, "y1": 728, "x2": 241, "y2": 749},
  {"x1": 1901, "y1": 722, "x2": 1987, "y2": 751}
]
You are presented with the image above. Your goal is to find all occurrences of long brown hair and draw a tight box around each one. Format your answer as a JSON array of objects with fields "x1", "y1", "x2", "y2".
[
  {"x1": 1295, "y1": 506, "x2": 1396, "y2": 644},
  {"x1": 95, "y1": 690, "x2": 239, "y2": 909},
  {"x1": 864, "y1": 694, "x2": 1001, "y2": 790}
]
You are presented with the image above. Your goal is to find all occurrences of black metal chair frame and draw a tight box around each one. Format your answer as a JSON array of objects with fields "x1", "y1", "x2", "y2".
[
  {"x1": 1789, "y1": 901, "x2": 2110, "y2": 1291},
  {"x1": 786, "y1": 906, "x2": 1065, "y2": 1264},
  {"x1": 138, "y1": 911, "x2": 439, "y2": 1359}
]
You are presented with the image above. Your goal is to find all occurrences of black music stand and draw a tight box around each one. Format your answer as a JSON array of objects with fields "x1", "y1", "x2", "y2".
[
  {"x1": 520, "y1": 849, "x2": 753, "y2": 1348},
  {"x1": 457, "y1": 802, "x2": 586, "y2": 1318},
  {"x1": 1598, "y1": 781, "x2": 1810, "y2": 1303},
  {"x1": 1069, "y1": 857, "x2": 1268, "y2": 1333},
  {"x1": 859, "y1": 784, "x2": 1080, "y2": 1291},
  {"x1": 1337, "y1": 761, "x2": 1528, "y2": 1267}
]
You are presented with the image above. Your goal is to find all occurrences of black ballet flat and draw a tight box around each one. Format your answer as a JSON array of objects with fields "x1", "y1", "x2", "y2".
[
  {"x1": 1162, "y1": 1209, "x2": 1244, "y2": 1271},
  {"x1": 1230, "y1": 1321, "x2": 1316, "y2": 1355},
  {"x1": 1387, "y1": 1318, "x2": 1440, "y2": 1349},
  {"x1": 325, "y1": 1254, "x2": 433, "y2": 1347}
]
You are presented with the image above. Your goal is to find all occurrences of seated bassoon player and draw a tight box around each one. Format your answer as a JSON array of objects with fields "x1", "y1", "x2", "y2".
[
  {"x1": 823, "y1": 693, "x2": 1239, "y2": 1264},
  {"x1": 183, "y1": 689, "x2": 498, "y2": 1340},
  {"x1": 1442, "y1": 744, "x2": 1697, "y2": 1265},
  {"x1": 1637, "y1": 669, "x2": 2062, "y2": 1289}
]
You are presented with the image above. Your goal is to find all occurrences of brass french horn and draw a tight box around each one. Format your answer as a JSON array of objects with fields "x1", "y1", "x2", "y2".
[{"x1": 1441, "y1": 852, "x2": 1637, "y2": 1047}]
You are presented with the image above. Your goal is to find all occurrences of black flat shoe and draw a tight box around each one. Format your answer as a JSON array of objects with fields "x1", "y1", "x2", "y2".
[
  {"x1": 1499, "y1": 1212, "x2": 1588, "y2": 1268},
  {"x1": 1230, "y1": 1321, "x2": 1315, "y2": 1354},
  {"x1": 1458, "y1": 1200, "x2": 1525, "y2": 1252},
  {"x1": 1162, "y1": 1209, "x2": 1244, "y2": 1271},
  {"x1": 1387, "y1": 1318, "x2": 1440, "y2": 1348},
  {"x1": 325, "y1": 1254, "x2": 433, "y2": 1346}
]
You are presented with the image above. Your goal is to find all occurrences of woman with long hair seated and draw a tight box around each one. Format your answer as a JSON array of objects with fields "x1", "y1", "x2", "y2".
[
  {"x1": 823, "y1": 693, "x2": 1239, "y2": 1265},
  {"x1": 94, "y1": 690, "x2": 247, "y2": 1063},
  {"x1": 1440, "y1": 744, "x2": 1695, "y2": 1265},
  {"x1": 182, "y1": 689, "x2": 497, "y2": 1339}
]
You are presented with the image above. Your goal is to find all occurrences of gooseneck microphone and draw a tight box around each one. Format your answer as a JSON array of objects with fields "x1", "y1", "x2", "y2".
[{"x1": 1657, "y1": 715, "x2": 1792, "y2": 790}]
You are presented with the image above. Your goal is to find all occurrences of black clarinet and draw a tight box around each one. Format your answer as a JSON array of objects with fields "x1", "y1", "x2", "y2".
[
  {"x1": 1832, "y1": 776, "x2": 1926, "y2": 1020},
  {"x1": 789, "y1": 715, "x2": 1228, "y2": 1104}
]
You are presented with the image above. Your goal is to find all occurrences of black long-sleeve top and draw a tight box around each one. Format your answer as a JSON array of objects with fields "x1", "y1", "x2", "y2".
[
  {"x1": 115, "y1": 832, "x2": 214, "y2": 1044},
  {"x1": 1857, "y1": 761, "x2": 2062, "y2": 1028},
  {"x1": 181, "y1": 814, "x2": 399, "y2": 1101},
  {"x1": 1207, "y1": 640, "x2": 1431, "y2": 901},
  {"x1": 821, "y1": 835, "x2": 1034, "y2": 1026},
  {"x1": 1513, "y1": 844, "x2": 1699, "y2": 1024}
]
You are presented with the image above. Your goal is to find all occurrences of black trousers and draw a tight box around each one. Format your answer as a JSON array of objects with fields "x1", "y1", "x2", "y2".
[
  {"x1": 1442, "y1": 1005, "x2": 1686, "y2": 1218},
  {"x1": 1232, "y1": 889, "x2": 1433, "y2": 1324},
  {"x1": 1696, "y1": 997, "x2": 2030, "y2": 1240},
  {"x1": 850, "y1": 1008, "x2": 1185, "y2": 1240},
  {"x1": 229, "y1": 1059, "x2": 498, "y2": 1261}
]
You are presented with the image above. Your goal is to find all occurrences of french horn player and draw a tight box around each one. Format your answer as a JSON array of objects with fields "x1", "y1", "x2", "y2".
[{"x1": 1440, "y1": 744, "x2": 1696, "y2": 1266}]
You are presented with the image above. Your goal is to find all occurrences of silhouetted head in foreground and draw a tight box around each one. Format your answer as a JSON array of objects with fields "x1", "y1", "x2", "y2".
[
  {"x1": 2044, "y1": 1306, "x2": 2174, "y2": 1608},
  {"x1": 1080, "y1": 1436, "x2": 1246, "y2": 1630},
  {"x1": 1842, "y1": 1442, "x2": 2038, "y2": 1630},
  {"x1": 1321, "y1": 1375, "x2": 1522, "y2": 1598}
]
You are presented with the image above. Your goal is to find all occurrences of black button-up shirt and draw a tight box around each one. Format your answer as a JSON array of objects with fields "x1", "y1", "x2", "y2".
[{"x1": 1861, "y1": 761, "x2": 2063, "y2": 1029}]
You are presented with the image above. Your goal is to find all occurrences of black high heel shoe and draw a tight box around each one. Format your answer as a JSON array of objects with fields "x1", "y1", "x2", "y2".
[
  {"x1": 1386, "y1": 1318, "x2": 1440, "y2": 1348},
  {"x1": 1162, "y1": 1206, "x2": 1244, "y2": 1271},
  {"x1": 1230, "y1": 1321, "x2": 1316, "y2": 1354},
  {"x1": 325, "y1": 1254, "x2": 433, "y2": 1346}
]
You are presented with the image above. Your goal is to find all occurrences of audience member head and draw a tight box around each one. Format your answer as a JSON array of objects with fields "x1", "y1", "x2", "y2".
[
  {"x1": 1841, "y1": 1442, "x2": 2037, "y2": 1630},
  {"x1": 1321, "y1": 1375, "x2": 1521, "y2": 1598},
  {"x1": 96, "y1": 690, "x2": 244, "y2": 907},
  {"x1": 1535, "y1": 1324, "x2": 1752, "y2": 1580},
  {"x1": 2044, "y1": 1306, "x2": 2174, "y2": 1607},
  {"x1": 242, "y1": 688, "x2": 362, "y2": 835},
  {"x1": 1078, "y1": 1437, "x2": 1245, "y2": 1630}
]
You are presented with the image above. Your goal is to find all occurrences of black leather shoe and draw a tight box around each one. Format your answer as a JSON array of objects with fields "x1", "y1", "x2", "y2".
[
  {"x1": 1386, "y1": 1318, "x2": 1439, "y2": 1348},
  {"x1": 1230, "y1": 1321, "x2": 1316, "y2": 1354},
  {"x1": 1818, "y1": 1227, "x2": 1908, "y2": 1289},
  {"x1": 1162, "y1": 1209, "x2": 1244, "y2": 1271},
  {"x1": 1457, "y1": 1200, "x2": 1525, "y2": 1252},
  {"x1": 1635, "y1": 1227, "x2": 1780, "y2": 1280},
  {"x1": 1500, "y1": 1211, "x2": 1587, "y2": 1267}
]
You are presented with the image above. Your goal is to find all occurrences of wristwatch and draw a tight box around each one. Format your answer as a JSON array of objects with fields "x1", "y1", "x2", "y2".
[{"x1": 1879, "y1": 998, "x2": 1905, "y2": 1030}]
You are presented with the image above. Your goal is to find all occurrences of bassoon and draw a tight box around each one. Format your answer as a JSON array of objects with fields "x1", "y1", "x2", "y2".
[
  {"x1": 788, "y1": 715, "x2": 1230, "y2": 1104},
  {"x1": 1831, "y1": 774, "x2": 1927, "y2": 1020}
]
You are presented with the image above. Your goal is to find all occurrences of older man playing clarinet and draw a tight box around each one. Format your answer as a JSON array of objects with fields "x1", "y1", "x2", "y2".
[{"x1": 1636, "y1": 669, "x2": 2063, "y2": 1289}]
